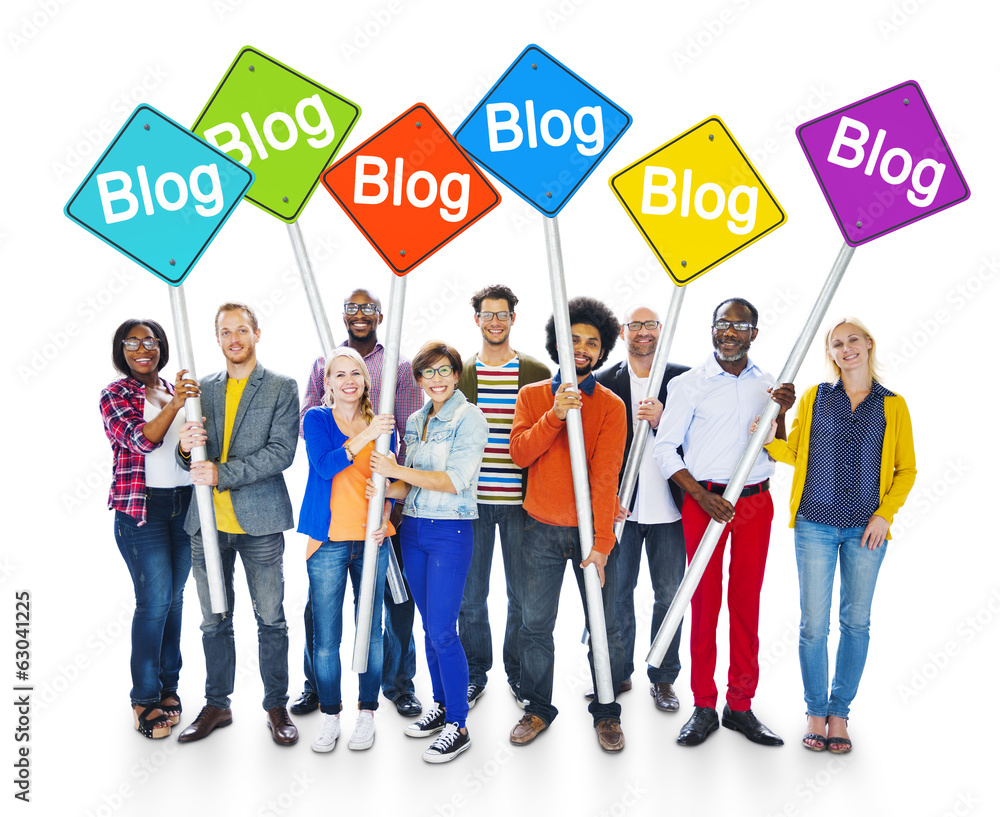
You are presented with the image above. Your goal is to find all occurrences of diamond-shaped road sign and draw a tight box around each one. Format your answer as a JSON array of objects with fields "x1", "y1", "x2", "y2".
[
  {"x1": 609, "y1": 117, "x2": 786, "y2": 286},
  {"x1": 64, "y1": 104, "x2": 254, "y2": 286},
  {"x1": 454, "y1": 44, "x2": 631, "y2": 217},
  {"x1": 192, "y1": 46, "x2": 361, "y2": 223},
  {"x1": 321, "y1": 104, "x2": 501, "y2": 276},
  {"x1": 797, "y1": 80, "x2": 970, "y2": 246}
]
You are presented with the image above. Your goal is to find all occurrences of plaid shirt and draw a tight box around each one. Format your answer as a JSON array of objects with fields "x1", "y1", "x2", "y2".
[
  {"x1": 300, "y1": 341, "x2": 424, "y2": 464},
  {"x1": 100, "y1": 375, "x2": 173, "y2": 526}
]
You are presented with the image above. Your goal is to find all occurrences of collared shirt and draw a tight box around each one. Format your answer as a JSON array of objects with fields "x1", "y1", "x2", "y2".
[
  {"x1": 799, "y1": 380, "x2": 888, "y2": 527},
  {"x1": 301, "y1": 341, "x2": 425, "y2": 463},
  {"x1": 653, "y1": 353, "x2": 776, "y2": 486},
  {"x1": 100, "y1": 375, "x2": 169, "y2": 525},
  {"x1": 627, "y1": 359, "x2": 679, "y2": 525},
  {"x1": 550, "y1": 370, "x2": 597, "y2": 395}
]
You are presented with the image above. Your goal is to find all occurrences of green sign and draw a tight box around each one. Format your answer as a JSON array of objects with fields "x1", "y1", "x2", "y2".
[{"x1": 192, "y1": 46, "x2": 361, "y2": 222}]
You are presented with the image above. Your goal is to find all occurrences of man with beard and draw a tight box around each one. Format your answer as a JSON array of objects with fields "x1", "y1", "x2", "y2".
[
  {"x1": 456, "y1": 284, "x2": 550, "y2": 709},
  {"x1": 653, "y1": 298, "x2": 794, "y2": 747},
  {"x1": 291, "y1": 288, "x2": 426, "y2": 719},
  {"x1": 594, "y1": 305, "x2": 689, "y2": 712},
  {"x1": 507, "y1": 297, "x2": 628, "y2": 752}
]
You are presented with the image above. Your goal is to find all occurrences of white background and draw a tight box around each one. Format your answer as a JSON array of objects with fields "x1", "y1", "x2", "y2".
[{"x1": 3, "y1": 0, "x2": 997, "y2": 815}]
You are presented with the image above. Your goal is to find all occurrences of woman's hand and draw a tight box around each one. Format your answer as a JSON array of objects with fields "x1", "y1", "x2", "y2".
[
  {"x1": 169, "y1": 370, "x2": 200, "y2": 411},
  {"x1": 179, "y1": 418, "x2": 207, "y2": 454},
  {"x1": 750, "y1": 415, "x2": 777, "y2": 444},
  {"x1": 860, "y1": 514, "x2": 889, "y2": 550},
  {"x1": 357, "y1": 413, "x2": 395, "y2": 447},
  {"x1": 370, "y1": 450, "x2": 397, "y2": 478}
]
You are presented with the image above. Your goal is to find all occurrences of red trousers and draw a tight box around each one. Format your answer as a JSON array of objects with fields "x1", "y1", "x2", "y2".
[{"x1": 681, "y1": 488, "x2": 773, "y2": 711}]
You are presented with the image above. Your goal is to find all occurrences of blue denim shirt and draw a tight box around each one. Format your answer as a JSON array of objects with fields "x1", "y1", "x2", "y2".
[{"x1": 402, "y1": 390, "x2": 488, "y2": 520}]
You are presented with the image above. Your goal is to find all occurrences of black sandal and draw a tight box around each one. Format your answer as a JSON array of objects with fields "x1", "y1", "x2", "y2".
[
  {"x1": 826, "y1": 716, "x2": 852, "y2": 754},
  {"x1": 133, "y1": 705, "x2": 171, "y2": 739},
  {"x1": 802, "y1": 732, "x2": 827, "y2": 751},
  {"x1": 159, "y1": 692, "x2": 182, "y2": 726}
]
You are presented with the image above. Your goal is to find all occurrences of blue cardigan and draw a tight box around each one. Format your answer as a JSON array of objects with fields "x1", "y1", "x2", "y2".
[{"x1": 297, "y1": 405, "x2": 396, "y2": 543}]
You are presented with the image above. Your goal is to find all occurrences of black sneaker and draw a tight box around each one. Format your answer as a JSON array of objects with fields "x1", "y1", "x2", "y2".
[
  {"x1": 467, "y1": 684, "x2": 486, "y2": 708},
  {"x1": 405, "y1": 702, "x2": 446, "y2": 738},
  {"x1": 289, "y1": 689, "x2": 319, "y2": 716},
  {"x1": 423, "y1": 723, "x2": 471, "y2": 763}
]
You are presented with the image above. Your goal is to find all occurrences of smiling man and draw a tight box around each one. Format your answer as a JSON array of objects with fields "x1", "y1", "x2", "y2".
[
  {"x1": 507, "y1": 296, "x2": 627, "y2": 752},
  {"x1": 176, "y1": 302, "x2": 300, "y2": 746}
]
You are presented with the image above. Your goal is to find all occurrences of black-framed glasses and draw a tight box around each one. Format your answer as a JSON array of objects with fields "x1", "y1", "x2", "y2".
[
  {"x1": 122, "y1": 338, "x2": 160, "y2": 351},
  {"x1": 344, "y1": 303, "x2": 380, "y2": 316},
  {"x1": 626, "y1": 320, "x2": 661, "y2": 331},
  {"x1": 712, "y1": 320, "x2": 754, "y2": 332},
  {"x1": 419, "y1": 365, "x2": 455, "y2": 380},
  {"x1": 478, "y1": 311, "x2": 512, "y2": 322}
]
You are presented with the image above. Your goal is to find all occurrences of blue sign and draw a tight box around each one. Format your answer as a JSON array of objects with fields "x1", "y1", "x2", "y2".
[
  {"x1": 454, "y1": 44, "x2": 631, "y2": 216},
  {"x1": 65, "y1": 105, "x2": 254, "y2": 286}
]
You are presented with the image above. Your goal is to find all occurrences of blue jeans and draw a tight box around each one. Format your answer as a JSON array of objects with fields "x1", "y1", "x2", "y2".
[
  {"x1": 794, "y1": 516, "x2": 887, "y2": 719},
  {"x1": 459, "y1": 503, "x2": 527, "y2": 688},
  {"x1": 307, "y1": 540, "x2": 389, "y2": 713},
  {"x1": 114, "y1": 487, "x2": 192, "y2": 706},
  {"x1": 519, "y1": 518, "x2": 625, "y2": 726},
  {"x1": 381, "y1": 530, "x2": 418, "y2": 700},
  {"x1": 401, "y1": 517, "x2": 474, "y2": 728},
  {"x1": 190, "y1": 530, "x2": 289, "y2": 711},
  {"x1": 614, "y1": 520, "x2": 685, "y2": 684}
]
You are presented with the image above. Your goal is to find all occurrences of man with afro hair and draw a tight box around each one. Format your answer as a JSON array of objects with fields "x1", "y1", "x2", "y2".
[{"x1": 507, "y1": 296, "x2": 628, "y2": 752}]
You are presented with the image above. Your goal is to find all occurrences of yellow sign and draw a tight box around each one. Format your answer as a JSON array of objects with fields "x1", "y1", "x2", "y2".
[{"x1": 609, "y1": 117, "x2": 785, "y2": 286}]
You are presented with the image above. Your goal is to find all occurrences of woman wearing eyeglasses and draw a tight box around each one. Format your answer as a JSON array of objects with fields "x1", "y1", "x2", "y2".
[
  {"x1": 759, "y1": 318, "x2": 916, "y2": 754},
  {"x1": 371, "y1": 341, "x2": 488, "y2": 763},
  {"x1": 100, "y1": 319, "x2": 199, "y2": 739}
]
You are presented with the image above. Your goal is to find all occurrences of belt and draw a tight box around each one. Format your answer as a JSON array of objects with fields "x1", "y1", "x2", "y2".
[{"x1": 698, "y1": 479, "x2": 769, "y2": 498}]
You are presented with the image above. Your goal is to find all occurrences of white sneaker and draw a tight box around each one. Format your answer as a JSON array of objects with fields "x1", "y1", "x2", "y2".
[
  {"x1": 423, "y1": 722, "x2": 471, "y2": 763},
  {"x1": 311, "y1": 714, "x2": 340, "y2": 753},
  {"x1": 349, "y1": 711, "x2": 375, "y2": 750}
]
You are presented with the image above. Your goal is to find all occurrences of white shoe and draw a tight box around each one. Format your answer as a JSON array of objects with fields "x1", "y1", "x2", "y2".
[
  {"x1": 311, "y1": 714, "x2": 340, "y2": 753},
  {"x1": 349, "y1": 711, "x2": 375, "y2": 750}
]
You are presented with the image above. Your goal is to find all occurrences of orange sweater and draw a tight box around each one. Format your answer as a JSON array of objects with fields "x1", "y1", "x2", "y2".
[{"x1": 510, "y1": 379, "x2": 626, "y2": 555}]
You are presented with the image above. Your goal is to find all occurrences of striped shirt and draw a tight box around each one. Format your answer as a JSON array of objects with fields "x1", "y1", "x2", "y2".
[{"x1": 475, "y1": 357, "x2": 523, "y2": 503}]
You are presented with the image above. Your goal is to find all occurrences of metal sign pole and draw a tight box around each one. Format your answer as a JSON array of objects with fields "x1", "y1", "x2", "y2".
[
  {"x1": 544, "y1": 215, "x2": 614, "y2": 704},
  {"x1": 168, "y1": 284, "x2": 227, "y2": 614},
  {"x1": 613, "y1": 284, "x2": 687, "y2": 542},
  {"x1": 647, "y1": 242, "x2": 856, "y2": 666},
  {"x1": 353, "y1": 274, "x2": 406, "y2": 672}
]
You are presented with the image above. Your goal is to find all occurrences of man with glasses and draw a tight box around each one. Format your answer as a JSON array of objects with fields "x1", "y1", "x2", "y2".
[
  {"x1": 291, "y1": 288, "x2": 426, "y2": 719},
  {"x1": 594, "y1": 305, "x2": 689, "y2": 713},
  {"x1": 456, "y1": 285, "x2": 550, "y2": 710},
  {"x1": 653, "y1": 298, "x2": 794, "y2": 747}
]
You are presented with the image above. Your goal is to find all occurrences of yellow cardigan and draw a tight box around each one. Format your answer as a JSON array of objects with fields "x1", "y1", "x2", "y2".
[{"x1": 765, "y1": 383, "x2": 917, "y2": 537}]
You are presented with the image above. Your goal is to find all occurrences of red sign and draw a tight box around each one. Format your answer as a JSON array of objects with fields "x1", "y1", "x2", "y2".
[{"x1": 322, "y1": 103, "x2": 501, "y2": 275}]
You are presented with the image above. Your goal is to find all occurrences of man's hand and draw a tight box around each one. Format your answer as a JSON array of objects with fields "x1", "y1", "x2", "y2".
[
  {"x1": 552, "y1": 382, "x2": 582, "y2": 421},
  {"x1": 636, "y1": 397, "x2": 663, "y2": 429},
  {"x1": 614, "y1": 502, "x2": 631, "y2": 525},
  {"x1": 769, "y1": 383, "x2": 796, "y2": 416},
  {"x1": 695, "y1": 487, "x2": 734, "y2": 525},
  {"x1": 179, "y1": 418, "x2": 207, "y2": 454},
  {"x1": 190, "y1": 460, "x2": 219, "y2": 487},
  {"x1": 581, "y1": 549, "x2": 609, "y2": 587}
]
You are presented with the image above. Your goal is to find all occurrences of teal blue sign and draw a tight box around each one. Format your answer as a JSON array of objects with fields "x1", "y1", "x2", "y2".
[{"x1": 65, "y1": 104, "x2": 254, "y2": 286}]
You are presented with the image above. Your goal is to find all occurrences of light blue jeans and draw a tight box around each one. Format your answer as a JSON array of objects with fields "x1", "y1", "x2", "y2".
[{"x1": 794, "y1": 516, "x2": 887, "y2": 719}]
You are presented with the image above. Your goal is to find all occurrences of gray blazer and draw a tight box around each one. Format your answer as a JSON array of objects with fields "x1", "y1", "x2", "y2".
[{"x1": 179, "y1": 363, "x2": 299, "y2": 536}]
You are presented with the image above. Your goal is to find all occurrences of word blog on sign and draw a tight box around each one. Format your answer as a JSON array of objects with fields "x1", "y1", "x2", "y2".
[
  {"x1": 796, "y1": 80, "x2": 970, "y2": 246},
  {"x1": 64, "y1": 105, "x2": 254, "y2": 285},
  {"x1": 192, "y1": 46, "x2": 361, "y2": 223},
  {"x1": 321, "y1": 103, "x2": 501, "y2": 275}
]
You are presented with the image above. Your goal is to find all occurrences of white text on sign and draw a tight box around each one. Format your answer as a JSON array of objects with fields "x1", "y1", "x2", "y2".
[
  {"x1": 827, "y1": 116, "x2": 945, "y2": 207},
  {"x1": 640, "y1": 167, "x2": 758, "y2": 235},
  {"x1": 486, "y1": 102, "x2": 603, "y2": 156},
  {"x1": 353, "y1": 157, "x2": 470, "y2": 222},
  {"x1": 97, "y1": 165, "x2": 223, "y2": 224},
  {"x1": 203, "y1": 95, "x2": 335, "y2": 166}
]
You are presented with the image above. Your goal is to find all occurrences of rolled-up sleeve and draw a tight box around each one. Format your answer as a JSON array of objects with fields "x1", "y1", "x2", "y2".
[{"x1": 443, "y1": 406, "x2": 489, "y2": 493}]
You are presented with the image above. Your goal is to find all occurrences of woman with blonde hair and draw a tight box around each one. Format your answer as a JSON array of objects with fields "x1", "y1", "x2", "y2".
[
  {"x1": 298, "y1": 347, "x2": 397, "y2": 753},
  {"x1": 761, "y1": 317, "x2": 916, "y2": 753}
]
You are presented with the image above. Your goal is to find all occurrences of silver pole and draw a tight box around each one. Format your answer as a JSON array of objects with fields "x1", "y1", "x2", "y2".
[
  {"x1": 647, "y1": 242, "x2": 856, "y2": 666},
  {"x1": 544, "y1": 215, "x2": 614, "y2": 704},
  {"x1": 353, "y1": 274, "x2": 406, "y2": 672},
  {"x1": 168, "y1": 285, "x2": 227, "y2": 614},
  {"x1": 613, "y1": 285, "x2": 687, "y2": 542}
]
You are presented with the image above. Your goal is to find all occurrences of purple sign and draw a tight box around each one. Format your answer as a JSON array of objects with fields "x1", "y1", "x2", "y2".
[{"x1": 797, "y1": 81, "x2": 969, "y2": 246}]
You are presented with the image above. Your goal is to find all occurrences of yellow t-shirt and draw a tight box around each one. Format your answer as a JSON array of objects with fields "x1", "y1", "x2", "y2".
[{"x1": 213, "y1": 376, "x2": 247, "y2": 534}]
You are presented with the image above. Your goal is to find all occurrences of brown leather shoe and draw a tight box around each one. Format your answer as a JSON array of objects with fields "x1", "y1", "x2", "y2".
[
  {"x1": 266, "y1": 706, "x2": 299, "y2": 746},
  {"x1": 177, "y1": 705, "x2": 233, "y2": 743},
  {"x1": 650, "y1": 682, "x2": 680, "y2": 712},
  {"x1": 584, "y1": 678, "x2": 632, "y2": 699},
  {"x1": 596, "y1": 718, "x2": 625, "y2": 752},
  {"x1": 509, "y1": 713, "x2": 547, "y2": 745}
]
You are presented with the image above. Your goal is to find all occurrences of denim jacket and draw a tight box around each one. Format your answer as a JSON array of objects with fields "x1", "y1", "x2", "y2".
[{"x1": 402, "y1": 390, "x2": 488, "y2": 520}]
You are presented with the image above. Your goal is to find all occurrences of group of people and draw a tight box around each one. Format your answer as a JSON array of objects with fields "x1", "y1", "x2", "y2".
[{"x1": 101, "y1": 283, "x2": 916, "y2": 763}]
